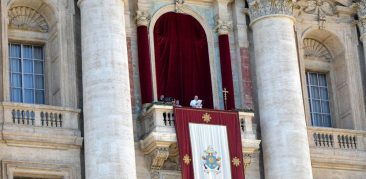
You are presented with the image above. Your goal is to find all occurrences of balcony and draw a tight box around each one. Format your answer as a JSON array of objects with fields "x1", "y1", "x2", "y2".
[
  {"x1": 1, "y1": 102, "x2": 83, "y2": 149},
  {"x1": 307, "y1": 127, "x2": 366, "y2": 170},
  {"x1": 139, "y1": 104, "x2": 261, "y2": 170}
]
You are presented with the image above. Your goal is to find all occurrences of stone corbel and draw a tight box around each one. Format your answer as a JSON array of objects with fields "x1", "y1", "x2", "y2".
[
  {"x1": 148, "y1": 147, "x2": 170, "y2": 170},
  {"x1": 215, "y1": 19, "x2": 233, "y2": 35},
  {"x1": 135, "y1": 10, "x2": 150, "y2": 27}
]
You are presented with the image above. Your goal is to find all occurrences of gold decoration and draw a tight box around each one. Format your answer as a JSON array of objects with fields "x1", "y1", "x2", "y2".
[
  {"x1": 202, "y1": 113, "x2": 211, "y2": 123},
  {"x1": 232, "y1": 157, "x2": 241, "y2": 167},
  {"x1": 183, "y1": 154, "x2": 191, "y2": 165}
]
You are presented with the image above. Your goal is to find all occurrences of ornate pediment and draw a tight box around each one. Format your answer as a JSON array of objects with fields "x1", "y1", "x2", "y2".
[
  {"x1": 8, "y1": 6, "x2": 49, "y2": 33},
  {"x1": 303, "y1": 38, "x2": 332, "y2": 61}
]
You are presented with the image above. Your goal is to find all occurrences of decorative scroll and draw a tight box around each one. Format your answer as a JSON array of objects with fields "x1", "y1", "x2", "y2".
[{"x1": 8, "y1": 6, "x2": 49, "y2": 32}]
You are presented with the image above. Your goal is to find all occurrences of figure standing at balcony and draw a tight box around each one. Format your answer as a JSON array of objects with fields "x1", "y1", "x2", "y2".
[{"x1": 190, "y1": 95, "x2": 203, "y2": 108}]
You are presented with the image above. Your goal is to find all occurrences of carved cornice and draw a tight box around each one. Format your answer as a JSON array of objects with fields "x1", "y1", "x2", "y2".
[
  {"x1": 215, "y1": 19, "x2": 232, "y2": 35},
  {"x1": 8, "y1": 6, "x2": 49, "y2": 32},
  {"x1": 135, "y1": 10, "x2": 150, "y2": 27},
  {"x1": 247, "y1": 0, "x2": 295, "y2": 23}
]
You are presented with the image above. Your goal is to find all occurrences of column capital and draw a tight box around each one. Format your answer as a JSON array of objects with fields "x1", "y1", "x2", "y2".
[
  {"x1": 135, "y1": 10, "x2": 150, "y2": 27},
  {"x1": 215, "y1": 19, "x2": 232, "y2": 35},
  {"x1": 247, "y1": 0, "x2": 295, "y2": 23}
]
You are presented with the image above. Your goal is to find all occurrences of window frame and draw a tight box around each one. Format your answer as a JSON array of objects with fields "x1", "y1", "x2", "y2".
[
  {"x1": 8, "y1": 43, "x2": 45, "y2": 104},
  {"x1": 306, "y1": 71, "x2": 332, "y2": 127}
]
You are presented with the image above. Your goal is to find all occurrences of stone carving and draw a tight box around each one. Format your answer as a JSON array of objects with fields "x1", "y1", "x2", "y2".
[
  {"x1": 303, "y1": 0, "x2": 336, "y2": 16},
  {"x1": 149, "y1": 147, "x2": 170, "y2": 170},
  {"x1": 247, "y1": 0, "x2": 295, "y2": 22},
  {"x1": 176, "y1": 0, "x2": 185, "y2": 13},
  {"x1": 355, "y1": 0, "x2": 366, "y2": 35},
  {"x1": 8, "y1": 6, "x2": 49, "y2": 33},
  {"x1": 135, "y1": 10, "x2": 150, "y2": 27},
  {"x1": 303, "y1": 38, "x2": 332, "y2": 61},
  {"x1": 215, "y1": 19, "x2": 233, "y2": 35},
  {"x1": 243, "y1": 153, "x2": 252, "y2": 168}
]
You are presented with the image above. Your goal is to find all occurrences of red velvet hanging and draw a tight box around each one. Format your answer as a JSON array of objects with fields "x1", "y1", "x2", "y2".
[
  {"x1": 218, "y1": 35, "x2": 235, "y2": 110},
  {"x1": 137, "y1": 25, "x2": 153, "y2": 104},
  {"x1": 154, "y1": 12, "x2": 213, "y2": 108},
  {"x1": 175, "y1": 107, "x2": 245, "y2": 179}
]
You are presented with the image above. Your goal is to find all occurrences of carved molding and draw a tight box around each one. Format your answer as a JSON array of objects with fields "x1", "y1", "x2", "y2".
[
  {"x1": 247, "y1": 0, "x2": 295, "y2": 22},
  {"x1": 303, "y1": 38, "x2": 332, "y2": 61},
  {"x1": 8, "y1": 6, "x2": 49, "y2": 33},
  {"x1": 302, "y1": 0, "x2": 336, "y2": 17},
  {"x1": 149, "y1": 147, "x2": 170, "y2": 170},
  {"x1": 136, "y1": 10, "x2": 150, "y2": 27},
  {"x1": 215, "y1": 19, "x2": 232, "y2": 35}
]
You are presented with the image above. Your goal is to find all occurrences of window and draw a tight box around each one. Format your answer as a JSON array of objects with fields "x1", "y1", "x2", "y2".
[
  {"x1": 306, "y1": 72, "x2": 331, "y2": 127},
  {"x1": 9, "y1": 43, "x2": 45, "y2": 104}
]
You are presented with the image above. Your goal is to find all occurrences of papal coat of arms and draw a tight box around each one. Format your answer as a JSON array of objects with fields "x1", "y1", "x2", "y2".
[{"x1": 202, "y1": 146, "x2": 221, "y2": 174}]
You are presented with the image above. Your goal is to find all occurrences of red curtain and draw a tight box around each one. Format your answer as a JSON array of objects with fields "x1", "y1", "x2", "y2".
[
  {"x1": 154, "y1": 12, "x2": 213, "y2": 108},
  {"x1": 218, "y1": 35, "x2": 235, "y2": 110},
  {"x1": 175, "y1": 107, "x2": 245, "y2": 179},
  {"x1": 137, "y1": 25, "x2": 153, "y2": 104}
]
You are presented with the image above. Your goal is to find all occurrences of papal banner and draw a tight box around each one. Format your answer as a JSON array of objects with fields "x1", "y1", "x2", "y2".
[{"x1": 174, "y1": 107, "x2": 244, "y2": 179}]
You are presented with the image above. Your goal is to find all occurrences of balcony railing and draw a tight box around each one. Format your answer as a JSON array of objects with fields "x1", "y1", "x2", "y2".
[
  {"x1": 307, "y1": 127, "x2": 366, "y2": 150},
  {"x1": 1, "y1": 102, "x2": 82, "y2": 149},
  {"x1": 3, "y1": 102, "x2": 79, "y2": 130}
]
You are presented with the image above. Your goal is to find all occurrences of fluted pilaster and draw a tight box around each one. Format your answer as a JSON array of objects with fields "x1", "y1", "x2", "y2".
[
  {"x1": 78, "y1": 0, "x2": 137, "y2": 178},
  {"x1": 248, "y1": 0, "x2": 313, "y2": 178}
]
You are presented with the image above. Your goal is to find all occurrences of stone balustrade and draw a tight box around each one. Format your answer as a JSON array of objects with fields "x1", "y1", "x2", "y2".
[
  {"x1": 308, "y1": 127, "x2": 366, "y2": 150},
  {"x1": 2, "y1": 102, "x2": 80, "y2": 129},
  {"x1": 1, "y1": 102, "x2": 82, "y2": 149}
]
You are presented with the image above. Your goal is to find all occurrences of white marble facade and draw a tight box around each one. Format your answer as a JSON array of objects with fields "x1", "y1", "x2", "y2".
[{"x1": 0, "y1": 0, "x2": 365, "y2": 179}]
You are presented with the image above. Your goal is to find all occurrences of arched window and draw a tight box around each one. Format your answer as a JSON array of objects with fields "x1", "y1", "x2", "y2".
[
  {"x1": 301, "y1": 30, "x2": 365, "y2": 129},
  {"x1": 153, "y1": 12, "x2": 213, "y2": 108}
]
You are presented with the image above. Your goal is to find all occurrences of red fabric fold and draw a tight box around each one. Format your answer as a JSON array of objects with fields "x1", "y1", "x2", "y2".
[
  {"x1": 137, "y1": 25, "x2": 154, "y2": 104},
  {"x1": 218, "y1": 35, "x2": 235, "y2": 110},
  {"x1": 175, "y1": 107, "x2": 245, "y2": 179},
  {"x1": 154, "y1": 12, "x2": 213, "y2": 108}
]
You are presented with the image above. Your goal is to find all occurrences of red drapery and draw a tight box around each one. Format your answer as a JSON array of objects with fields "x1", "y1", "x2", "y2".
[
  {"x1": 137, "y1": 25, "x2": 153, "y2": 104},
  {"x1": 218, "y1": 35, "x2": 235, "y2": 110},
  {"x1": 154, "y1": 12, "x2": 213, "y2": 108},
  {"x1": 175, "y1": 107, "x2": 245, "y2": 179}
]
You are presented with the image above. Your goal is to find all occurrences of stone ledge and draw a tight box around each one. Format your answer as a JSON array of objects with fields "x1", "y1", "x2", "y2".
[{"x1": 2, "y1": 124, "x2": 83, "y2": 150}]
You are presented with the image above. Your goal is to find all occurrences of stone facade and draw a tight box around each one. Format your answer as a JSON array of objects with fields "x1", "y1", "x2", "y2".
[{"x1": 0, "y1": 0, "x2": 365, "y2": 179}]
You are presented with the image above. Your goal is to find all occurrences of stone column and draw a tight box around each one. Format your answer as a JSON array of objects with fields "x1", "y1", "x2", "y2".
[
  {"x1": 248, "y1": 1, "x2": 313, "y2": 178},
  {"x1": 78, "y1": 0, "x2": 137, "y2": 178}
]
